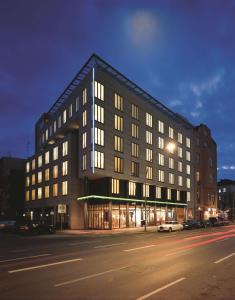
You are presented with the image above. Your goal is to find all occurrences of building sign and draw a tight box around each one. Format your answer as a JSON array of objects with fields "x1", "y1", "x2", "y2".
[{"x1": 58, "y1": 204, "x2": 66, "y2": 214}]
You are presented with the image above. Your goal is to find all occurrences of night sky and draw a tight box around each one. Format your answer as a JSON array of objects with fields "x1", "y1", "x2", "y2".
[{"x1": 0, "y1": 0, "x2": 235, "y2": 180}]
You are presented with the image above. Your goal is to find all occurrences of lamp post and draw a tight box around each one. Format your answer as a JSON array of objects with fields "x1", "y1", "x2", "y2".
[{"x1": 144, "y1": 168, "x2": 149, "y2": 232}]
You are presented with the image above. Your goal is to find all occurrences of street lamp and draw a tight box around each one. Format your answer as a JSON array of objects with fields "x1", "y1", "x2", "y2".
[{"x1": 166, "y1": 142, "x2": 176, "y2": 153}]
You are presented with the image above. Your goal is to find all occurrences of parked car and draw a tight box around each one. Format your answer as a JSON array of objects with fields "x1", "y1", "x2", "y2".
[
  {"x1": 17, "y1": 221, "x2": 56, "y2": 235},
  {"x1": 198, "y1": 220, "x2": 212, "y2": 228},
  {"x1": 182, "y1": 220, "x2": 201, "y2": 230},
  {"x1": 0, "y1": 220, "x2": 17, "y2": 232},
  {"x1": 157, "y1": 221, "x2": 183, "y2": 232}
]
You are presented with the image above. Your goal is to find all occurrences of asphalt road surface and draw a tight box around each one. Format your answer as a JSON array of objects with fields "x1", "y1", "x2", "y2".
[{"x1": 0, "y1": 225, "x2": 235, "y2": 300}]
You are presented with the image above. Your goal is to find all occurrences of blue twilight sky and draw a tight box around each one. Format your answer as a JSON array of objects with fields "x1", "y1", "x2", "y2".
[{"x1": 0, "y1": 0, "x2": 235, "y2": 180}]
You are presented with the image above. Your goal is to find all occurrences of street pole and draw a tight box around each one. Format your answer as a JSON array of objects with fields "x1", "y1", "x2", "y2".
[{"x1": 144, "y1": 191, "x2": 147, "y2": 232}]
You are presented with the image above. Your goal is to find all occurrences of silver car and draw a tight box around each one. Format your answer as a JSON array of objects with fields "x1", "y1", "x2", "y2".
[{"x1": 157, "y1": 221, "x2": 183, "y2": 232}]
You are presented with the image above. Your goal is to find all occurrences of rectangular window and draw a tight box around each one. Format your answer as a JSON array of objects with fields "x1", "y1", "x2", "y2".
[
  {"x1": 186, "y1": 151, "x2": 191, "y2": 161},
  {"x1": 187, "y1": 191, "x2": 190, "y2": 202},
  {"x1": 32, "y1": 159, "x2": 35, "y2": 170},
  {"x1": 178, "y1": 176, "x2": 183, "y2": 186},
  {"x1": 94, "y1": 104, "x2": 104, "y2": 123},
  {"x1": 178, "y1": 132, "x2": 182, "y2": 144},
  {"x1": 62, "y1": 141, "x2": 68, "y2": 156},
  {"x1": 114, "y1": 93, "x2": 123, "y2": 111},
  {"x1": 75, "y1": 96, "x2": 79, "y2": 112},
  {"x1": 177, "y1": 190, "x2": 180, "y2": 201},
  {"x1": 115, "y1": 135, "x2": 123, "y2": 152},
  {"x1": 53, "y1": 146, "x2": 58, "y2": 160},
  {"x1": 146, "y1": 166, "x2": 153, "y2": 180},
  {"x1": 156, "y1": 186, "x2": 161, "y2": 198},
  {"x1": 49, "y1": 125, "x2": 52, "y2": 137},
  {"x1": 131, "y1": 142, "x2": 139, "y2": 157},
  {"x1": 82, "y1": 154, "x2": 87, "y2": 171},
  {"x1": 38, "y1": 187, "x2": 42, "y2": 200},
  {"x1": 131, "y1": 161, "x2": 139, "y2": 177},
  {"x1": 146, "y1": 148, "x2": 153, "y2": 162},
  {"x1": 94, "y1": 127, "x2": 104, "y2": 146},
  {"x1": 114, "y1": 156, "x2": 123, "y2": 173},
  {"x1": 38, "y1": 155, "x2": 42, "y2": 168},
  {"x1": 158, "y1": 153, "x2": 164, "y2": 166},
  {"x1": 32, "y1": 189, "x2": 35, "y2": 201},
  {"x1": 53, "y1": 184, "x2": 58, "y2": 197},
  {"x1": 196, "y1": 171, "x2": 200, "y2": 182},
  {"x1": 186, "y1": 164, "x2": 191, "y2": 175},
  {"x1": 45, "y1": 186, "x2": 50, "y2": 199},
  {"x1": 114, "y1": 115, "x2": 123, "y2": 132},
  {"x1": 58, "y1": 115, "x2": 61, "y2": 128},
  {"x1": 158, "y1": 120, "x2": 164, "y2": 133},
  {"x1": 82, "y1": 110, "x2": 87, "y2": 127},
  {"x1": 158, "y1": 137, "x2": 164, "y2": 149},
  {"x1": 63, "y1": 109, "x2": 67, "y2": 124},
  {"x1": 131, "y1": 123, "x2": 139, "y2": 139},
  {"x1": 83, "y1": 88, "x2": 87, "y2": 105},
  {"x1": 169, "y1": 127, "x2": 174, "y2": 139},
  {"x1": 129, "y1": 181, "x2": 136, "y2": 196},
  {"x1": 186, "y1": 178, "x2": 191, "y2": 189},
  {"x1": 53, "y1": 165, "x2": 58, "y2": 179},
  {"x1": 83, "y1": 132, "x2": 87, "y2": 149},
  {"x1": 169, "y1": 173, "x2": 174, "y2": 184},
  {"x1": 62, "y1": 161, "x2": 68, "y2": 176},
  {"x1": 158, "y1": 170, "x2": 164, "y2": 182},
  {"x1": 31, "y1": 174, "x2": 35, "y2": 185},
  {"x1": 91, "y1": 151, "x2": 104, "y2": 169},
  {"x1": 186, "y1": 137, "x2": 191, "y2": 148},
  {"x1": 69, "y1": 103, "x2": 73, "y2": 118},
  {"x1": 45, "y1": 168, "x2": 50, "y2": 181},
  {"x1": 143, "y1": 184, "x2": 149, "y2": 198},
  {"x1": 167, "y1": 188, "x2": 171, "y2": 200},
  {"x1": 112, "y1": 179, "x2": 120, "y2": 194},
  {"x1": 26, "y1": 176, "x2": 30, "y2": 187},
  {"x1": 146, "y1": 130, "x2": 152, "y2": 145},
  {"x1": 62, "y1": 181, "x2": 68, "y2": 195},
  {"x1": 178, "y1": 147, "x2": 183, "y2": 158},
  {"x1": 146, "y1": 112, "x2": 152, "y2": 127},
  {"x1": 178, "y1": 161, "x2": 182, "y2": 172},
  {"x1": 53, "y1": 120, "x2": 57, "y2": 133},
  {"x1": 26, "y1": 162, "x2": 30, "y2": 173},
  {"x1": 95, "y1": 81, "x2": 104, "y2": 101},
  {"x1": 169, "y1": 157, "x2": 174, "y2": 169},
  {"x1": 45, "y1": 151, "x2": 50, "y2": 165},
  {"x1": 38, "y1": 171, "x2": 42, "y2": 184},
  {"x1": 131, "y1": 104, "x2": 139, "y2": 120}
]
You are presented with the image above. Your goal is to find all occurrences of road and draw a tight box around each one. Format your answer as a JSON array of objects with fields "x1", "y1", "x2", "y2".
[{"x1": 0, "y1": 225, "x2": 235, "y2": 300}]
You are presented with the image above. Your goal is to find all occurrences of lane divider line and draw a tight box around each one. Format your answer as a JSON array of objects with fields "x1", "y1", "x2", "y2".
[
  {"x1": 214, "y1": 252, "x2": 235, "y2": 264},
  {"x1": 0, "y1": 254, "x2": 51, "y2": 264},
  {"x1": 94, "y1": 243, "x2": 127, "y2": 249},
  {"x1": 124, "y1": 245, "x2": 156, "y2": 252}
]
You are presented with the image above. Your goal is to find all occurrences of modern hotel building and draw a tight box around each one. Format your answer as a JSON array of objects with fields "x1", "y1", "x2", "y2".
[{"x1": 25, "y1": 54, "x2": 216, "y2": 229}]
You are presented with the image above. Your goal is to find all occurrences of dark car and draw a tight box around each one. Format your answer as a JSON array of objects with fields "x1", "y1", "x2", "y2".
[
  {"x1": 198, "y1": 220, "x2": 212, "y2": 228},
  {"x1": 17, "y1": 221, "x2": 56, "y2": 235},
  {"x1": 182, "y1": 220, "x2": 201, "y2": 230}
]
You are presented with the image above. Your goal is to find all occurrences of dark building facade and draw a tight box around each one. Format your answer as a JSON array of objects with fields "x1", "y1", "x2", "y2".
[
  {"x1": 218, "y1": 179, "x2": 235, "y2": 221},
  {"x1": 0, "y1": 157, "x2": 25, "y2": 219},
  {"x1": 25, "y1": 54, "x2": 216, "y2": 229}
]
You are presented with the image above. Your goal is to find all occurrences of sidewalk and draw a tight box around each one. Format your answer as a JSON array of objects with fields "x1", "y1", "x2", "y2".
[{"x1": 57, "y1": 226, "x2": 157, "y2": 235}]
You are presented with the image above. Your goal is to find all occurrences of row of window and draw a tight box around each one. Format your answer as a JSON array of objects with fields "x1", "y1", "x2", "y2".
[{"x1": 25, "y1": 181, "x2": 68, "y2": 201}]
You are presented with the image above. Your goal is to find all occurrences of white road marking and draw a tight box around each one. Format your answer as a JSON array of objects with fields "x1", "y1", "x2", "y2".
[
  {"x1": 136, "y1": 277, "x2": 186, "y2": 300},
  {"x1": 214, "y1": 252, "x2": 235, "y2": 264},
  {"x1": 0, "y1": 253, "x2": 51, "y2": 263},
  {"x1": 215, "y1": 238, "x2": 229, "y2": 243},
  {"x1": 54, "y1": 266, "x2": 128, "y2": 287},
  {"x1": 124, "y1": 245, "x2": 156, "y2": 252},
  {"x1": 94, "y1": 242, "x2": 127, "y2": 249},
  {"x1": 8, "y1": 257, "x2": 82, "y2": 274},
  {"x1": 165, "y1": 249, "x2": 191, "y2": 257}
]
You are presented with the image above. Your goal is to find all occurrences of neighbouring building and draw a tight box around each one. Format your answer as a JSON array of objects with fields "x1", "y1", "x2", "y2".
[
  {"x1": 24, "y1": 54, "x2": 217, "y2": 229},
  {"x1": 218, "y1": 179, "x2": 235, "y2": 221},
  {"x1": 0, "y1": 156, "x2": 25, "y2": 219},
  {"x1": 193, "y1": 125, "x2": 217, "y2": 220}
]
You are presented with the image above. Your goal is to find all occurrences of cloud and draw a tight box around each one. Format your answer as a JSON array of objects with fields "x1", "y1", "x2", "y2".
[
  {"x1": 169, "y1": 99, "x2": 183, "y2": 107},
  {"x1": 218, "y1": 166, "x2": 235, "y2": 170}
]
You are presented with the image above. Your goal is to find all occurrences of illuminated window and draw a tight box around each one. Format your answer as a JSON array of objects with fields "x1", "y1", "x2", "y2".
[
  {"x1": 178, "y1": 132, "x2": 182, "y2": 144},
  {"x1": 53, "y1": 146, "x2": 58, "y2": 160},
  {"x1": 169, "y1": 127, "x2": 174, "y2": 139},
  {"x1": 32, "y1": 159, "x2": 35, "y2": 170},
  {"x1": 187, "y1": 191, "x2": 190, "y2": 202},
  {"x1": 114, "y1": 93, "x2": 123, "y2": 111},
  {"x1": 196, "y1": 171, "x2": 200, "y2": 182},
  {"x1": 146, "y1": 148, "x2": 152, "y2": 162},
  {"x1": 186, "y1": 164, "x2": 191, "y2": 175},
  {"x1": 83, "y1": 110, "x2": 87, "y2": 127},
  {"x1": 82, "y1": 154, "x2": 86, "y2": 171},
  {"x1": 146, "y1": 112, "x2": 152, "y2": 127},
  {"x1": 146, "y1": 166, "x2": 153, "y2": 180},
  {"x1": 62, "y1": 161, "x2": 68, "y2": 176},
  {"x1": 146, "y1": 131, "x2": 152, "y2": 144},
  {"x1": 58, "y1": 115, "x2": 61, "y2": 128},
  {"x1": 186, "y1": 178, "x2": 191, "y2": 189},
  {"x1": 169, "y1": 157, "x2": 174, "y2": 169},
  {"x1": 94, "y1": 127, "x2": 104, "y2": 146},
  {"x1": 38, "y1": 171, "x2": 42, "y2": 183},
  {"x1": 131, "y1": 142, "x2": 139, "y2": 157},
  {"x1": 94, "y1": 104, "x2": 104, "y2": 123},
  {"x1": 49, "y1": 125, "x2": 52, "y2": 137},
  {"x1": 53, "y1": 165, "x2": 58, "y2": 179},
  {"x1": 82, "y1": 132, "x2": 87, "y2": 149},
  {"x1": 131, "y1": 161, "x2": 139, "y2": 177},
  {"x1": 26, "y1": 176, "x2": 30, "y2": 187},
  {"x1": 91, "y1": 151, "x2": 104, "y2": 169},
  {"x1": 132, "y1": 104, "x2": 139, "y2": 120},
  {"x1": 129, "y1": 181, "x2": 136, "y2": 196},
  {"x1": 26, "y1": 190, "x2": 29, "y2": 201},
  {"x1": 158, "y1": 153, "x2": 164, "y2": 166},
  {"x1": 131, "y1": 123, "x2": 139, "y2": 139},
  {"x1": 114, "y1": 115, "x2": 123, "y2": 131},
  {"x1": 63, "y1": 109, "x2": 67, "y2": 124},
  {"x1": 38, "y1": 187, "x2": 42, "y2": 200},
  {"x1": 45, "y1": 168, "x2": 50, "y2": 181},
  {"x1": 62, "y1": 141, "x2": 68, "y2": 156},
  {"x1": 45, "y1": 129, "x2": 48, "y2": 141},
  {"x1": 178, "y1": 176, "x2": 183, "y2": 186},
  {"x1": 167, "y1": 189, "x2": 171, "y2": 200},
  {"x1": 69, "y1": 103, "x2": 73, "y2": 118},
  {"x1": 53, "y1": 120, "x2": 57, "y2": 133},
  {"x1": 156, "y1": 186, "x2": 161, "y2": 198},
  {"x1": 32, "y1": 189, "x2": 35, "y2": 200},
  {"x1": 143, "y1": 184, "x2": 149, "y2": 198},
  {"x1": 45, "y1": 186, "x2": 49, "y2": 199},
  {"x1": 186, "y1": 151, "x2": 191, "y2": 161},
  {"x1": 53, "y1": 184, "x2": 58, "y2": 197},
  {"x1": 95, "y1": 81, "x2": 104, "y2": 101},
  {"x1": 62, "y1": 181, "x2": 68, "y2": 195},
  {"x1": 31, "y1": 174, "x2": 35, "y2": 185},
  {"x1": 158, "y1": 137, "x2": 164, "y2": 149},
  {"x1": 112, "y1": 179, "x2": 120, "y2": 194},
  {"x1": 115, "y1": 135, "x2": 123, "y2": 152},
  {"x1": 83, "y1": 88, "x2": 87, "y2": 105},
  {"x1": 158, "y1": 170, "x2": 164, "y2": 182},
  {"x1": 178, "y1": 161, "x2": 182, "y2": 172},
  {"x1": 178, "y1": 147, "x2": 183, "y2": 158},
  {"x1": 158, "y1": 120, "x2": 164, "y2": 133},
  {"x1": 75, "y1": 96, "x2": 79, "y2": 112},
  {"x1": 186, "y1": 137, "x2": 191, "y2": 148},
  {"x1": 177, "y1": 190, "x2": 180, "y2": 201},
  {"x1": 169, "y1": 173, "x2": 174, "y2": 184},
  {"x1": 45, "y1": 151, "x2": 50, "y2": 165},
  {"x1": 114, "y1": 156, "x2": 123, "y2": 173},
  {"x1": 38, "y1": 155, "x2": 42, "y2": 168}
]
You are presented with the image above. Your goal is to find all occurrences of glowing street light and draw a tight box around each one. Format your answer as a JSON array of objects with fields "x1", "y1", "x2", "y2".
[{"x1": 166, "y1": 142, "x2": 176, "y2": 153}]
